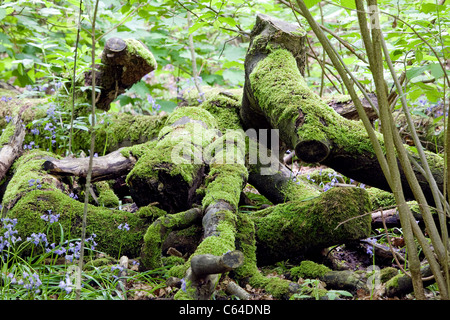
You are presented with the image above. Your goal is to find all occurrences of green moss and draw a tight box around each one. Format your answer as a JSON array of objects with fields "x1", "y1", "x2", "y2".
[
  {"x1": 202, "y1": 164, "x2": 248, "y2": 210},
  {"x1": 2, "y1": 150, "x2": 63, "y2": 209},
  {"x1": 95, "y1": 181, "x2": 120, "y2": 208},
  {"x1": 250, "y1": 49, "x2": 384, "y2": 155},
  {"x1": 136, "y1": 204, "x2": 167, "y2": 220},
  {"x1": 278, "y1": 178, "x2": 320, "y2": 203},
  {"x1": 366, "y1": 187, "x2": 396, "y2": 210},
  {"x1": 141, "y1": 208, "x2": 202, "y2": 269},
  {"x1": 198, "y1": 89, "x2": 243, "y2": 132},
  {"x1": 73, "y1": 113, "x2": 166, "y2": 155},
  {"x1": 84, "y1": 255, "x2": 116, "y2": 269},
  {"x1": 6, "y1": 189, "x2": 148, "y2": 257},
  {"x1": 290, "y1": 261, "x2": 331, "y2": 280},
  {"x1": 168, "y1": 264, "x2": 189, "y2": 279},
  {"x1": 385, "y1": 273, "x2": 401, "y2": 291},
  {"x1": 124, "y1": 38, "x2": 157, "y2": 70},
  {"x1": 127, "y1": 107, "x2": 218, "y2": 188},
  {"x1": 234, "y1": 211, "x2": 295, "y2": 299},
  {"x1": 0, "y1": 121, "x2": 15, "y2": 145},
  {"x1": 162, "y1": 255, "x2": 185, "y2": 267},
  {"x1": 380, "y1": 267, "x2": 399, "y2": 283},
  {"x1": 252, "y1": 187, "x2": 372, "y2": 262}
]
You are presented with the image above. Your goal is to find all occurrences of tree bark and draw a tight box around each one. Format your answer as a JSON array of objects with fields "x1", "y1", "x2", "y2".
[
  {"x1": 0, "y1": 116, "x2": 25, "y2": 182},
  {"x1": 43, "y1": 148, "x2": 136, "y2": 182}
]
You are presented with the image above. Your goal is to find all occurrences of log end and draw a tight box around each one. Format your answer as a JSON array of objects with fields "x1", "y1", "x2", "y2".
[{"x1": 295, "y1": 139, "x2": 330, "y2": 163}]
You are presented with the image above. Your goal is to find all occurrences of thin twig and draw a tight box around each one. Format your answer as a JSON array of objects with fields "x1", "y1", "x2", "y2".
[
  {"x1": 76, "y1": 0, "x2": 100, "y2": 301},
  {"x1": 68, "y1": 0, "x2": 83, "y2": 156}
]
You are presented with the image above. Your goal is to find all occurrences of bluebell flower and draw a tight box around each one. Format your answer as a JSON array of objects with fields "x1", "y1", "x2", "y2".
[
  {"x1": 69, "y1": 192, "x2": 78, "y2": 200},
  {"x1": 27, "y1": 232, "x2": 48, "y2": 246},
  {"x1": 40, "y1": 210, "x2": 60, "y2": 224},
  {"x1": 181, "y1": 278, "x2": 187, "y2": 292},
  {"x1": 118, "y1": 223, "x2": 130, "y2": 231},
  {"x1": 59, "y1": 276, "x2": 73, "y2": 294}
]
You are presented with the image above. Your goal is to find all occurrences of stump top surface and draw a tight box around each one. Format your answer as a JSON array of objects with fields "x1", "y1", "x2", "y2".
[{"x1": 106, "y1": 37, "x2": 126, "y2": 52}]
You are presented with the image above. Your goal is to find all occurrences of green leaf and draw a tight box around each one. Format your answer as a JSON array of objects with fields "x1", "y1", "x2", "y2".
[
  {"x1": 157, "y1": 99, "x2": 177, "y2": 113},
  {"x1": 415, "y1": 50, "x2": 423, "y2": 63},
  {"x1": 303, "y1": 0, "x2": 321, "y2": 8},
  {"x1": 0, "y1": 8, "x2": 6, "y2": 21},
  {"x1": 222, "y1": 68, "x2": 244, "y2": 86},
  {"x1": 218, "y1": 16, "x2": 237, "y2": 27},
  {"x1": 189, "y1": 22, "x2": 208, "y2": 34},
  {"x1": 40, "y1": 8, "x2": 61, "y2": 16},
  {"x1": 339, "y1": 0, "x2": 356, "y2": 9},
  {"x1": 420, "y1": 3, "x2": 445, "y2": 13},
  {"x1": 429, "y1": 63, "x2": 444, "y2": 79},
  {"x1": 129, "y1": 80, "x2": 151, "y2": 99},
  {"x1": 406, "y1": 65, "x2": 429, "y2": 80}
]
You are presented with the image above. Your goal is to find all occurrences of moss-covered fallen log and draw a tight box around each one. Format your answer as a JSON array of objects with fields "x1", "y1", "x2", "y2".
[
  {"x1": 241, "y1": 17, "x2": 445, "y2": 205},
  {"x1": 1, "y1": 150, "x2": 164, "y2": 257},
  {"x1": 251, "y1": 187, "x2": 372, "y2": 265}
]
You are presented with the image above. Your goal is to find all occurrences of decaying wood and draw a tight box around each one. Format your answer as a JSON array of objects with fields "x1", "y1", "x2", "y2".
[
  {"x1": 43, "y1": 149, "x2": 136, "y2": 182},
  {"x1": 326, "y1": 92, "x2": 379, "y2": 123},
  {"x1": 84, "y1": 37, "x2": 156, "y2": 111},
  {"x1": 191, "y1": 250, "x2": 244, "y2": 277},
  {"x1": 385, "y1": 265, "x2": 435, "y2": 298},
  {"x1": 184, "y1": 250, "x2": 244, "y2": 300},
  {"x1": 0, "y1": 116, "x2": 25, "y2": 182},
  {"x1": 240, "y1": 13, "x2": 445, "y2": 206},
  {"x1": 225, "y1": 281, "x2": 251, "y2": 300}
]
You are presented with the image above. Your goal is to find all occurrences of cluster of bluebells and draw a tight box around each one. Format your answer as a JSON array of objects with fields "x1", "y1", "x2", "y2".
[
  {"x1": 177, "y1": 76, "x2": 206, "y2": 104},
  {"x1": 25, "y1": 82, "x2": 62, "y2": 94},
  {"x1": 40, "y1": 209, "x2": 60, "y2": 224},
  {"x1": 1, "y1": 96, "x2": 13, "y2": 102},
  {"x1": 25, "y1": 103, "x2": 59, "y2": 151},
  {"x1": 28, "y1": 178, "x2": 42, "y2": 189},
  {"x1": 419, "y1": 99, "x2": 448, "y2": 119},
  {"x1": 6, "y1": 271, "x2": 43, "y2": 294},
  {"x1": 0, "y1": 218, "x2": 22, "y2": 253},
  {"x1": 117, "y1": 222, "x2": 130, "y2": 231},
  {"x1": 1, "y1": 211, "x2": 97, "y2": 264},
  {"x1": 146, "y1": 94, "x2": 162, "y2": 113}
]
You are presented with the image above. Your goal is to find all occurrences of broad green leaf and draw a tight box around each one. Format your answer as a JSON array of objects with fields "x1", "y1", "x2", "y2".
[
  {"x1": 189, "y1": 22, "x2": 208, "y2": 34},
  {"x1": 157, "y1": 99, "x2": 177, "y2": 113},
  {"x1": 303, "y1": 0, "x2": 321, "y2": 8},
  {"x1": 339, "y1": 0, "x2": 356, "y2": 10},
  {"x1": 130, "y1": 80, "x2": 151, "y2": 99},
  {"x1": 40, "y1": 8, "x2": 61, "y2": 16},
  {"x1": 0, "y1": 8, "x2": 6, "y2": 21},
  {"x1": 429, "y1": 63, "x2": 444, "y2": 79},
  {"x1": 406, "y1": 65, "x2": 429, "y2": 80},
  {"x1": 219, "y1": 16, "x2": 237, "y2": 28},
  {"x1": 420, "y1": 3, "x2": 445, "y2": 13},
  {"x1": 415, "y1": 50, "x2": 423, "y2": 63},
  {"x1": 222, "y1": 68, "x2": 244, "y2": 86}
]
